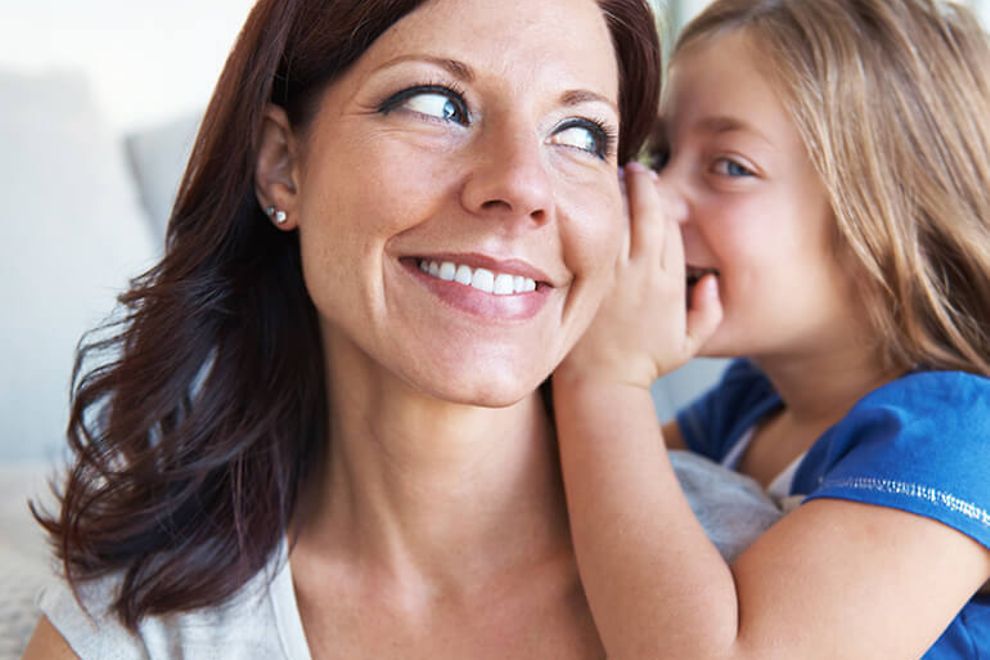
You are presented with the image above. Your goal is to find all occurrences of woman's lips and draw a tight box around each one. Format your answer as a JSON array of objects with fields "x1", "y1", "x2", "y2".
[{"x1": 401, "y1": 257, "x2": 553, "y2": 321}]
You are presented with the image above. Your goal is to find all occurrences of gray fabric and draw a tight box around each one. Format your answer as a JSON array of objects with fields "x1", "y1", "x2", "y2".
[{"x1": 671, "y1": 449, "x2": 783, "y2": 561}]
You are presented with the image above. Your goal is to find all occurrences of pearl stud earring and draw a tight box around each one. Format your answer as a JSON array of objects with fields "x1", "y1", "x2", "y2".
[{"x1": 265, "y1": 206, "x2": 287, "y2": 225}]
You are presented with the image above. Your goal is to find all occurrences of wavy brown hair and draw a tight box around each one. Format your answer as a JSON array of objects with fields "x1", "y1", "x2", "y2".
[
  {"x1": 667, "y1": 0, "x2": 990, "y2": 376},
  {"x1": 35, "y1": 0, "x2": 662, "y2": 630}
]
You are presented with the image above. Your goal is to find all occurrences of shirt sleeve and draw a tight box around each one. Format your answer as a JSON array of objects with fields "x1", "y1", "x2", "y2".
[
  {"x1": 675, "y1": 359, "x2": 782, "y2": 462},
  {"x1": 37, "y1": 574, "x2": 148, "y2": 660},
  {"x1": 800, "y1": 370, "x2": 990, "y2": 549}
]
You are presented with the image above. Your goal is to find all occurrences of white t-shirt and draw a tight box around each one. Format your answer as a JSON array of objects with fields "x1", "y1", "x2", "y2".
[
  {"x1": 39, "y1": 453, "x2": 785, "y2": 658},
  {"x1": 38, "y1": 540, "x2": 312, "y2": 660}
]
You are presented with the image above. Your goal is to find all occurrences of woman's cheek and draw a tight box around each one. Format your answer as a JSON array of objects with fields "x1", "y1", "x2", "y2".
[{"x1": 566, "y1": 182, "x2": 624, "y2": 280}]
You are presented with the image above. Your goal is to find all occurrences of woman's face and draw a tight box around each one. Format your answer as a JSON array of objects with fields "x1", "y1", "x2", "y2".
[
  {"x1": 658, "y1": 31, "x2": 864, "y2": 361},
  {"x1": 288, "y1": 0, "x2": 623, "y2": 405}
]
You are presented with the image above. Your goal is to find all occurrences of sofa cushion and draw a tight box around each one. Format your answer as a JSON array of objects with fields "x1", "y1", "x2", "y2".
[
  {"x1": 125, "y1": 112, "x2": 201, "y2": 243},
  {"x1": 0, "y1": 462, "x2": 57, "y2": 658},
  {"x1": 0, "y1": 70, "x2": 157, "y2": 462}
]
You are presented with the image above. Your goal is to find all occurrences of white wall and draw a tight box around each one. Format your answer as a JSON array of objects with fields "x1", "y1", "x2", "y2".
[{"x1": 0, "y1": 0, "x2": 254, "y2": 132}]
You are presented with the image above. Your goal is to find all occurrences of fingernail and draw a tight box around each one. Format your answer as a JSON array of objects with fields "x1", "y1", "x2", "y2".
[{"x1": 626, "y1": 161, "x2": 646, "y2": 173}]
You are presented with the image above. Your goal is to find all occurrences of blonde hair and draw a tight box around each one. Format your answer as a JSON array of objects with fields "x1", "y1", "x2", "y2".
[{"x1": 671, "y1": 0, "x2": 990, "y2": 376}]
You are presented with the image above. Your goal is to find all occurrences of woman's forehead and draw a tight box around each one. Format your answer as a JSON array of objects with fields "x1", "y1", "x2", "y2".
[{"x1": 349, "y1": 0, "x2": 620, "y2": 101}]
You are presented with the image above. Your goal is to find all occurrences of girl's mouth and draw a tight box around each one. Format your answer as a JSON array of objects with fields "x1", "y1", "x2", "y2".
[{"x1": 686, "y1": 266, "x2": 720, "y2": 289}]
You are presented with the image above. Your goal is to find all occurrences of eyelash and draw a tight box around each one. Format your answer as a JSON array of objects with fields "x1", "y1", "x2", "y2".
[
  {"x1": 555, "y1": 117, "x2": 618, "y2": 161},
  {"x1": 712, "y1": 157, "x2": 755, "y2": 178},
  {"x1": 377, "y1": 82, "x2": 617, "y2": 160},
  {"x1": 377, "y1": 81, "x2": 471, "y2": 126}
]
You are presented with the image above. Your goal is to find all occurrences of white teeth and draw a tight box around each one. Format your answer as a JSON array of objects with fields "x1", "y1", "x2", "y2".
[
  {"x1": 471, "y1": 268, "x2": 495, "y2": 293},
  {"x1": 438, "y1": 262, "x2": 456, "y2": 281},
  {"x1": 418, "y1": 259, "x2": 538, "y2": 295},
  {"x1": 493, "y1": 273, "x2": 514, "y2": 295},
  {"x1": 454, "y1": 264, "x2": 473, "y2": 285}
]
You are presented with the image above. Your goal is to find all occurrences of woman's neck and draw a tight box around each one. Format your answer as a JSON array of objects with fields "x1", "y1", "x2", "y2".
[{"x1": 293, "y1": 338, "x2": 570, "y2": 597}]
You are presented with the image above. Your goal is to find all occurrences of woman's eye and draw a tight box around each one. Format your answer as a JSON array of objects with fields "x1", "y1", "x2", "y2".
[
  {"x1": 404, "y1": 92, "x2": 464, "y2": 123},
  {"x1": 379, "y1": 86, "x2": 469, "y2": 126},
  {"x1": 713, "y1": 158, "x2": 754, "y2": 178},
  {"x1": 550, "y1": 119, "x2": 613, "y2": 160}
]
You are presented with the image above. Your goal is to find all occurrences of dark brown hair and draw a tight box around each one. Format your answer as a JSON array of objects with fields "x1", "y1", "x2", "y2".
[{"x1": 36, "y1": 0, "x2": 661, "y2": 629}]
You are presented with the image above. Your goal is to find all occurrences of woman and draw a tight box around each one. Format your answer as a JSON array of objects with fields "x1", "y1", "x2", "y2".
[{"x1": 23, "y1": 0, "x2": 661, "y2": 657}]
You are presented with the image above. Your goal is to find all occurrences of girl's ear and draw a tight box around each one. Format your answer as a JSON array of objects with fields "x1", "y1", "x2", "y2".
[{"x1": 255, "y1": 104, "x2": 302, "y2": 230}]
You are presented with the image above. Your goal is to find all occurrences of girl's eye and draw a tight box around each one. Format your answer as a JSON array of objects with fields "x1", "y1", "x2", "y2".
[
  {"x1": 379, "y1": 86, "x2": 470, "y2": 126},
  {"x1": 713, "y1": 158, "x2": 754, "y2": 178},
  {"x1": 550, "y1": 119, "x2": 615, "y2": 160},
  {"x1": 650, "y1": 147, "x2": 670, "y2": 172}
]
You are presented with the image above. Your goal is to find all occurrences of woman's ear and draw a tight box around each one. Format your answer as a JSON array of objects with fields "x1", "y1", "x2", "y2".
[{"x1": 255, "y1": 104, "x2": 302, "y2": 230}]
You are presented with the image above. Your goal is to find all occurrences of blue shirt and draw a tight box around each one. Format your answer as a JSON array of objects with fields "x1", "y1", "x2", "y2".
[{"x1": 677, "y1": 359, "x2": 990, "y2": 658}]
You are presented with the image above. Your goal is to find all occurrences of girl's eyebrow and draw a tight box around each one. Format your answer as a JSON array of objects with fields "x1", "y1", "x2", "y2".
[{"x1": 696, "y1": 115, "x2": 773, "y2": 145}]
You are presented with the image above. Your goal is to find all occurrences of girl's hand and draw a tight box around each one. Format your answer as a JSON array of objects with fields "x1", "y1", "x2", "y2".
[{"x1": 557, "y1": 162, "x2": 722, "y2": 389}]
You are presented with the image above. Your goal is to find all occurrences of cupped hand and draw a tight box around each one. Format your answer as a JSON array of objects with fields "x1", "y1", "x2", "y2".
[{"x1": 556, "y1": 162, "x2": 723, "y2": 389}]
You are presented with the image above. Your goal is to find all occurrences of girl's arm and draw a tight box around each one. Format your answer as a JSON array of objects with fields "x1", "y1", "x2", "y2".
[{"x1": 554, "y1": 165, "x2": 990, "y2": 659}]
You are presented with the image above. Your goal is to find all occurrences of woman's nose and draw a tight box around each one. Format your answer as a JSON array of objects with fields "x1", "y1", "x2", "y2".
[{"x1": 460, "y1": 122, "x2": 553, "y2": 229}]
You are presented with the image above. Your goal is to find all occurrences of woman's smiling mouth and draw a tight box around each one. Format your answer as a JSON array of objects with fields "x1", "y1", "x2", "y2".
[
  {"x1": 400, "y1": 254, "x2": 554, "y2": 321},
  {"x1": 417, "y1": 258, "x2": 539, "y2": 295}
]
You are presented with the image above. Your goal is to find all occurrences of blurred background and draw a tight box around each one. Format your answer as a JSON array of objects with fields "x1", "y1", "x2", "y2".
[{"x1": 1, "y1": 0, "x2": 989, "y2": 464}]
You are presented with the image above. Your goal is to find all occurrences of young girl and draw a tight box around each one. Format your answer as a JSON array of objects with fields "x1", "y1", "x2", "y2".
[{"x1": 553, "y1": 0, "x2": 990, "y2": 657}]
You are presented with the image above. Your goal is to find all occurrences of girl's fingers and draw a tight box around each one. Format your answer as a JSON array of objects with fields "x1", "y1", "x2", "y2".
[
  {"x1": 617, "y1": 167, "x2": 632, "y2": 267},
  {"x1": 685, "y1": 273, "x2": 723, "y2": 353},
  {"x1": 624, "y1": 162, "x2": 664, "y2": 263},
  {"x1": 653, "y1": 179, "x2": 685, "y2": 276}
]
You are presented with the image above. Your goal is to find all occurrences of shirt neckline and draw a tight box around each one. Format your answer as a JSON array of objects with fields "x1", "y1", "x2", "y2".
[
  {"x1": 270, "y1": 537, "x2": 314, "y2": 660},
  {"x1": 721, "y1": 427, "x2": 805, "y2": 499}
]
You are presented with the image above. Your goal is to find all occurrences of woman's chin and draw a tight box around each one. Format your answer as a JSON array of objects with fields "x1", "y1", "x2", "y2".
[{"x1": 408, "y1": 369, "x2": 547, "y2": 410}]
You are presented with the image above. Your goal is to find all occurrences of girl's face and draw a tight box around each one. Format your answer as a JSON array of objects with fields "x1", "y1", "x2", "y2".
[
  {"x1": 658, "y1": 31, "x2": 865, "y2": 361},
  {"x1": 287, "y1": 0, "x2": 624, "y2": 405}
]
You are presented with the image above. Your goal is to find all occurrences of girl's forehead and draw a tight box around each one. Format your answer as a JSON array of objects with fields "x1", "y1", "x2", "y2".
[{"x1": 662, "y1": 33, "x2": 790, "y2": 139}]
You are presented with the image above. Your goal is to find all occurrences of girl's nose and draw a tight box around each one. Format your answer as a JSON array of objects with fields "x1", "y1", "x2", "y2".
[
  {"x1": 460, "y1": 121, "x2": 553, "y2": 231},
  {"x1": 654, "y1": 175, "x2": 689, "y2": 225}
]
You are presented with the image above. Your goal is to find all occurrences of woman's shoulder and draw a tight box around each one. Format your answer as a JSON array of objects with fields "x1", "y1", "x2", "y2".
[{"x1": 37, "y1": 545, "x2": 304, "y2": 660}]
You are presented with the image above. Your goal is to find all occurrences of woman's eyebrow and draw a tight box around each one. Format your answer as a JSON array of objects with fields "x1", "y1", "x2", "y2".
[
  {"x1": 560, "y1": 89, "x2": 618, "y2": 114},
  {"x1": 375, "y1": 54, "x2": 475, "y2": 82},
  {"x1": 373, "y1": 54, "x2": 617, "y2": 114}
]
